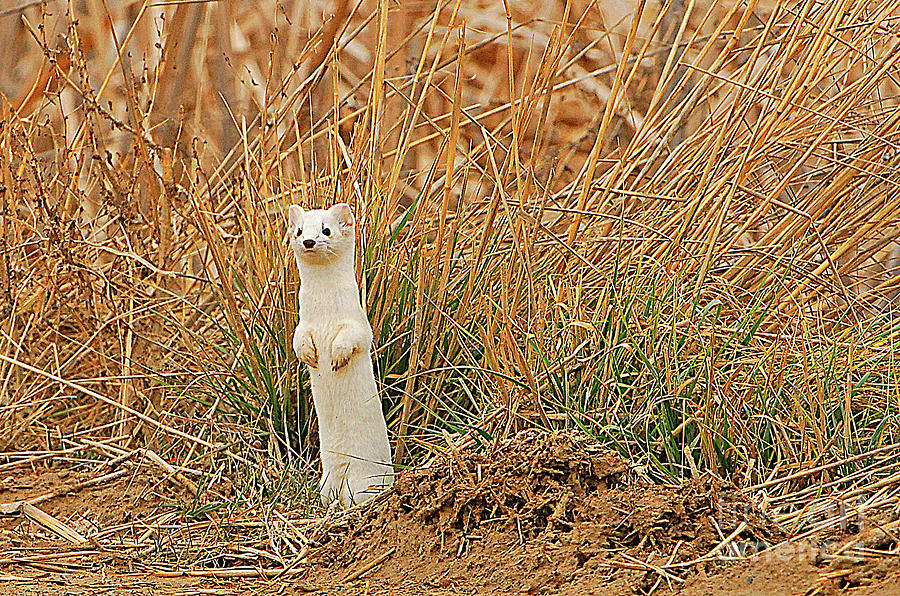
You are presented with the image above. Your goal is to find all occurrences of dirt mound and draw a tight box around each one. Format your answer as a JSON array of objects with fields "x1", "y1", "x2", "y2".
[{"x1": 308, "y1": 430, "x2": 779, "y2": 594}]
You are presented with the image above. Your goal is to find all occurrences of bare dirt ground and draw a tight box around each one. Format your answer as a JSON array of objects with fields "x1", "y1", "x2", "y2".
[{"x1": 2, "y1": 432, "x2": 899, "y2": 595}]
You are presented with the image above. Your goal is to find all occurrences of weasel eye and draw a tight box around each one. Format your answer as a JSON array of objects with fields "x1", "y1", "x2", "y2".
[
  {"x1": 322, "y1": 227, "x2": 331, "y2": 236},
  {"x1": 296, "y1": 227, "x2": 302, "y2": 236}
]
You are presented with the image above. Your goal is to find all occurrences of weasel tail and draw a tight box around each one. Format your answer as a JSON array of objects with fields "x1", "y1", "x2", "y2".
[{"x1": 287, "y1": 203, "x2": 393, "y2": 507}]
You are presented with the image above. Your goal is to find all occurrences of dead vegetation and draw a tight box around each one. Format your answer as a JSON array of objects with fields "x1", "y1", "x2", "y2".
[{"x1": 2, "y1": 0, "x2": 900, "y2": 591}]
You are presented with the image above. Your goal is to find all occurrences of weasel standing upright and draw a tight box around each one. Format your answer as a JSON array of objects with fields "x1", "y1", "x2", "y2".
[{"x1": 286, "y1": 203, "x2": 393, "y2": 507}]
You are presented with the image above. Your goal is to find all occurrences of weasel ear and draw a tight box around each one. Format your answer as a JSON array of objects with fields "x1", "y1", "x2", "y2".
[
  {"x1": 329, "y1": 203, "x2": 355, "y2": 231},
  {"x1": 285, "y1": 205, "x2": 304, "y2": 245},
  {"x1": 287, "y1": 204, "x2": 305, "y2": 227}
]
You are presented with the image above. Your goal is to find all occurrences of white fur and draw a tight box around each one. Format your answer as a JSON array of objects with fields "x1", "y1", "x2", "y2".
[{"x1": 287, "y1": 203, "x2": 393, "y2": 507}]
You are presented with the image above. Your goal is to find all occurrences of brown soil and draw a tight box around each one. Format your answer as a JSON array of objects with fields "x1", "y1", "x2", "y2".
[
  {"x1": 2, "y1": 431, "x2": 899, "y2": 595},
  {"x1": 680, "y1": 546, "x2": 900, "y2": 596},
  {"x1": 303, "y1": 430, "x2": 778, "y2": 595},
  {"x1": 0, "y1": 467, "x2": 163, "y2": 528}
]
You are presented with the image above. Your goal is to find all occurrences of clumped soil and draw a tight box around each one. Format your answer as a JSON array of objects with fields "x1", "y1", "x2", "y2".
[
  {"x1": 3, "y1": 430, "x2": 900, "y2": 595},
  {"x1": 306, "y1": 430, "x2": 779, "y2": 594}
]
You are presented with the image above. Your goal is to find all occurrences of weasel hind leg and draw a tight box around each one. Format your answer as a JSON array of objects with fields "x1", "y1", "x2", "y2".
[
  {"x1": 345, "y1": 461, "x2": 393, "y2": 505},
  {"x1": 319, "y1": 462, "x2": 390, "y2": 508},
  {"x1": 319, "y1": 465, "x2": 350, "y2": 508}
]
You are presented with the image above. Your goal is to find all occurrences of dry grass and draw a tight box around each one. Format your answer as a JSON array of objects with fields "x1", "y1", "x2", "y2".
[{"x1": 2, "y1": 0, "x2": 900, "y2": 567}]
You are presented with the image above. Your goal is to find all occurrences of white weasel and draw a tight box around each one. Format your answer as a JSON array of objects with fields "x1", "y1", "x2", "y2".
[{"x1": 286, "y1": 203, "x2": 393, "y2": 507}]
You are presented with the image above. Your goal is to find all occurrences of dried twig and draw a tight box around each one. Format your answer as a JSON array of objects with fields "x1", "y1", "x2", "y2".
[{"x1": 343, "y1": 547, "x2": 396, "y2": 583}]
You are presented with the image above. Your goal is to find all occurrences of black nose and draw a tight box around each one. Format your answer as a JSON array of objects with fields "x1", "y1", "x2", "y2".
[{"x1": 303, "y1": 239, "x2": 315, "y2": 249}]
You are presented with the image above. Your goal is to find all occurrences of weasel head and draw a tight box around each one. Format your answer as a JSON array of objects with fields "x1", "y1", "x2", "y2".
[{"x1": 286, "y1": 203, "x2": 356, "y2": 266}]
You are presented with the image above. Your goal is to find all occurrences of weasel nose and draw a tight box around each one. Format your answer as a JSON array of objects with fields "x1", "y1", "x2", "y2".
[{"x1": 302, "y1": 239, "x2": 316, "y2": 249}]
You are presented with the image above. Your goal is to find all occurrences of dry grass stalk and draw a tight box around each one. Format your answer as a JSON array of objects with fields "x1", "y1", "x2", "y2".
[{"x1": 20, "y1": 503, "x2": 87, "y2": 545}]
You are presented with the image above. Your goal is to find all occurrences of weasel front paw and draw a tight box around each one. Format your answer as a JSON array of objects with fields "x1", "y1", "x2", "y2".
[
  {"x1": 330, "y1": 339, "x2": 358, "y2": 371},
  {"x1": 299, "y1": 341, "x2": 318, "y2": 369},
  {"x1": 293, "y1": 326, "x2": 318, "y2": 369}
]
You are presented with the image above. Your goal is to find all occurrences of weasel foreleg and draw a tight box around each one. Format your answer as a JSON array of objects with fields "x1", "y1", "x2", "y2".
[
  {"x1": 330, "y1": 320, "x2": 371, "y2": 371},
  {"x1": 293, "y1": 322, "x2": 318, "y2": 369}
]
